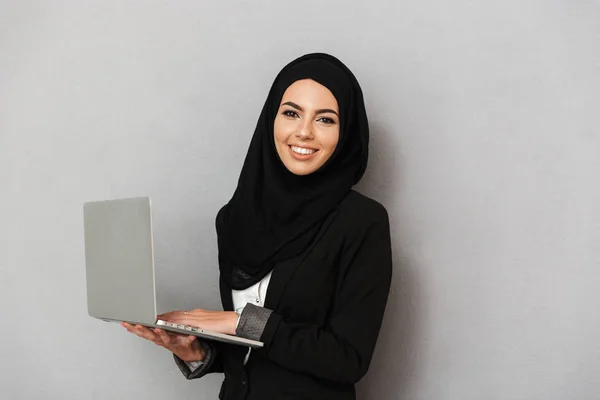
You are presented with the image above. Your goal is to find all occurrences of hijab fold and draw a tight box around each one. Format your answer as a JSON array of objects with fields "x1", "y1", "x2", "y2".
[{"x1": 217, "y1": 53, "x2": 369, "y2": 290}]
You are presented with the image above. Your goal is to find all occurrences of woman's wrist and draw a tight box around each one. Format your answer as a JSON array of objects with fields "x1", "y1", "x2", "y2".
[
  {"x1": 180, "y1": 350, "x2": 205, "y2": 363},
  {"x1": 227, "y1": 311, "x2": 240, "y2": 335},
  {"x1": 180, "y1": 339, "x2": 206, "y2": 362}
]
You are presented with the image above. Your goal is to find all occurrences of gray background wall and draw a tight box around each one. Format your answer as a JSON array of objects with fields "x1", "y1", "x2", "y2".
[{"x1": 1, "y1": 1, "x2": 598, "y2": 399}]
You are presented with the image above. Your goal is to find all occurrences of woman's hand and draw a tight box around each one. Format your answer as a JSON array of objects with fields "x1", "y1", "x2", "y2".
[
  {"x1": 121, "y1": 323, "x2": 206, "y2": 362},
  {"x1": 158, "y1": 309, "x2": 239, "y2": 336}
]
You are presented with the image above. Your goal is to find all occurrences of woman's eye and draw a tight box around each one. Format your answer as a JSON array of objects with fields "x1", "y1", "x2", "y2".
[
  {"x1": 282, "y1": 110, "x2": 299, "y2": 118},
  {"x1": 318, "y1": 117, "x2": 336, "y2": 125}
]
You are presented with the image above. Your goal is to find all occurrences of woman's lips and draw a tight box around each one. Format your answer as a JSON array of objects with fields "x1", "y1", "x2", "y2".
[{"x1": 289, "y1": 145, "x2": 318, "y2": 160}]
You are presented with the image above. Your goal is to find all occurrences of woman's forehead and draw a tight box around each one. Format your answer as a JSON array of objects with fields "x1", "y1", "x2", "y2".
[{"x1": 279, "y1": 79, "x2": 339, "y2": 112}]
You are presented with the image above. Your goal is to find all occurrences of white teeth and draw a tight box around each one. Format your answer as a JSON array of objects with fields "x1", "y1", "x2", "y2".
[{"x1": 291, "y1": 146, "x2": 315, "y2": 155}]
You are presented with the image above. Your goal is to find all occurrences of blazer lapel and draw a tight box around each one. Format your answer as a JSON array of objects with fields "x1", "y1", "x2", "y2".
[
  {"x1": 220, "y1": 257, "x2": 299, "y2": 313},
  {"x1": 219, "y1": 205, "x2": 340, "y2": 312},
  {"x1": 264, "y1": 207, "x2": 340, "y2": 311},
  {"x1": 263, "y1": 254, "x2": 302, "y2": 311}
]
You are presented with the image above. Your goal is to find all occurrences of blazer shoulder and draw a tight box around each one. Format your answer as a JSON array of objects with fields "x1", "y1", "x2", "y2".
[{"x1": 338, "y1": 190, "x2": 389, "y2": 228}]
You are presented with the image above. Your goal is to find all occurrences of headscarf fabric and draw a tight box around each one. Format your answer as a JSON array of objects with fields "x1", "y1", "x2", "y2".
[{"x1": 217, "y1": 53, "x2": 369, "y2": 290}]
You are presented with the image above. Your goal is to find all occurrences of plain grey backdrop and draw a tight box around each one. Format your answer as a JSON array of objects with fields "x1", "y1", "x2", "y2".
[{"x1": 1, "y1": 1, "x2": 598, "y2": 399}]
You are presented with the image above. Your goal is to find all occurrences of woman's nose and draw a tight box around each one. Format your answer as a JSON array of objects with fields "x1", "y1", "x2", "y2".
[{"x1": 296, "y1": 121, "x2": 314, "y2": 140}]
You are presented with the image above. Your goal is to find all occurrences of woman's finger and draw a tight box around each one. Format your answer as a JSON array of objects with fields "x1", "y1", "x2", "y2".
[
  {"x1": 157, "y1": 311, "x2": 179, "y2": 319},
  {"x1": 122, "y1": 322, "x2": 141, "y2": 335},
  {"x1": 122, "y1": 323, "x2": 168, "y2": 348},
  {"x1": 158, "y1": 309, "x2": 208, "y2": 323},
  {"x1": 134, "y1": 325, "x2": 158, "y2": 341},
  {"x1": 158, "y1": 315, "x2": 195, "y2": 326},
  {"x1": 157, "y1": 311, "x2": 187, "y2": 322},
  {"x1": 155, "y1": 328, "x2": 172, "y2": 345},
  {"x1": 151, "y1": 336, "x2": 166, "y2": 347}
]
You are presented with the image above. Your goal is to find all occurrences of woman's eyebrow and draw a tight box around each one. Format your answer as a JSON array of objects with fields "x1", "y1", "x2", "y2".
[{"x1": 282, "y1": 101, "x2": 339, "y2": 117}]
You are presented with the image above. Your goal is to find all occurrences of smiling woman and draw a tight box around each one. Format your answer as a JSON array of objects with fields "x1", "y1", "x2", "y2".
[
  {"x1": 274, "y1": 79, "x2": 341, "y2": 175},
  {"x1": 123, "y1": 53, "x2": 392, "y2": 400}
]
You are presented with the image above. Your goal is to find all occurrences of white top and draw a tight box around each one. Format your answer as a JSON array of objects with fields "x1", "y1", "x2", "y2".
[
  {"x1": 232, "y1": 271, "x2": 272, "y2": 364},
  {"x1": 186, "y1": 271, "x2": 272, "y2": 370},
  {"x1": 232, "y1": 271, "x2": 272, "y2": 314}
]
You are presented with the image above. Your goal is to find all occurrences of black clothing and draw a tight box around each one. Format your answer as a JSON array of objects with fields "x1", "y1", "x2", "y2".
[
  {"x1": 216, "y1": 53, "x2": 370, "y2": 290},
  {"x1": 176, "y1": 191, "x2": 392, "y2": 400}
]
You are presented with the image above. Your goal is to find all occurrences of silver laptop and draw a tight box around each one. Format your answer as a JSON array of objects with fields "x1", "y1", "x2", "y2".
[{"x1": 83, "y1": 197, "x2": 263, "y2": 348}]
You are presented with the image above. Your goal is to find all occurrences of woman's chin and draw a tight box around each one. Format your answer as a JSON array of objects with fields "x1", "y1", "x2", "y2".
[{"x1": 282, "y1": 159, "x2": 321, "y2": 176}]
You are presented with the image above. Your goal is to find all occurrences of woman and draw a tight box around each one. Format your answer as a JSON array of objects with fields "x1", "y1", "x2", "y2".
[{"x1": 123, "y1": 53, "x2": 392, "y2": 400}]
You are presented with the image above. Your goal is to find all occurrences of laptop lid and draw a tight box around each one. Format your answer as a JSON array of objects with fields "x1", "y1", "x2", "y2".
[{"x1": 83, "y1": 197, "x2": 157, "y2": 325}]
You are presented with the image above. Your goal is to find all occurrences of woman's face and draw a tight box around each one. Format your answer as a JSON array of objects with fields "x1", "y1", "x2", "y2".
[{"x1": 274, "y1": 79, "x2": 340, "y2": 176}]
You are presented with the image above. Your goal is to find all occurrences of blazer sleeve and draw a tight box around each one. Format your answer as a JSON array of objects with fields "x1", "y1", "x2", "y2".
[
  {"x1": 249, "y1": 210, "x2": 392, "y2": 384},
  {"x1": 173, "y1": 340, "x2": 224, "y2": 379}
]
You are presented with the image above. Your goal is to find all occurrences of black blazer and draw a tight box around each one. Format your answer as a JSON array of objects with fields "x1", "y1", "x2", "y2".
[{"x1": 177, "y1": 191, "x2": 392, "y2": 400}]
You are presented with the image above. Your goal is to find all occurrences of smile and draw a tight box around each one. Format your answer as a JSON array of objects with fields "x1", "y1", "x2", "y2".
[{"x1": 290, "y1": 145, "x2": 317, "y2": 155}]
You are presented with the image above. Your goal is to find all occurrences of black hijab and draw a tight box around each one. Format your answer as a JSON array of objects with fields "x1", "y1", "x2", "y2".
[{"x1": 216, "y1": 53, "x2": 369, "y2": 290}]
